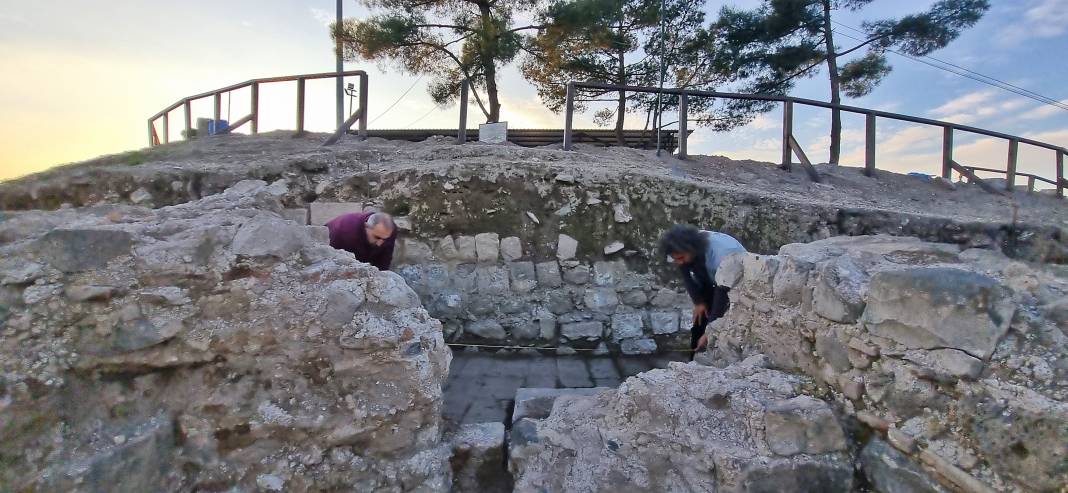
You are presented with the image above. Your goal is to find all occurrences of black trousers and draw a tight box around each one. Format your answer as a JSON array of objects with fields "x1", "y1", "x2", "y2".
[{"x1": 690, "y1": 286, "x2": 731, "y2": 358}]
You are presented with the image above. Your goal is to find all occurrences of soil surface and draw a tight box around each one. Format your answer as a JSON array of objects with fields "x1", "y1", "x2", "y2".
[{"x1": 3, "y1": 131, "x2": 1065, "y2": 229}]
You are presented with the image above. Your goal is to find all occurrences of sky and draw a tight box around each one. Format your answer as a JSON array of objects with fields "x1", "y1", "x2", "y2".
[{"x1": 1, "y1": 0, "x2": 1066, "y2": 183}]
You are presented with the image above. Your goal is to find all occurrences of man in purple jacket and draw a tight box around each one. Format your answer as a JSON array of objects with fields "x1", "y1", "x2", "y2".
[{"x1": 325, "y1": 212, "x2": 398, "y2": 271}]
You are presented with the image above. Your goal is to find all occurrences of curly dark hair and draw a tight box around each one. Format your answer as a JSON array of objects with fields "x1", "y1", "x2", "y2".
[{"x1": 659, "y1": 224, "x2": 707, "y2": 259}]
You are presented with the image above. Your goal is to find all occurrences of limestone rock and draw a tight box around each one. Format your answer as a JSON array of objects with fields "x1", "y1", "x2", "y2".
[
  {"x1": 448, "y1": 423, "x2": 510, "y2": 493},
  {"x1": 610, "y1": 312, "x2": 644, "y2": 341},
  {"x1": 861, "y1": 439, "x2": 948, "y2": 493},
  {"x1": 649, "y1": 311, "x2": 680, "y2": 335},
  {"x1": 508, "y1": 261, "x2": 537, "y2": 294},
  {"x1": 510, "y1": 359, "x2": 854, "y2": 492},
  {"x1": 0, "y1": 182, "x2": 452, "y2": 492},
  {"x1": 620, "y1": 338, "x2": 657, "y2": 355},
  {"x1": 561, "y1": 321, "x2": 602, "y2": 340},
  {"x1": 862, "y1": 267, "x2": 1014, "y2": 359},
  {"x1": 501, "y1": 236, "x2": 523, "y2": 261},
  {"x1": 583, "y1": 288, "x2": 619, "y2": 314},
  {"x1": 603, "y1": 241, "x2": 624, "y2": 255},
  {"x1": 535, "y1": 261, "x2": 563, "y2": 288},
  {"x1": 455, "y1": 235, "x2": 478, "y2": 262},
  {"x1": 811, "y1": 255, "x2": 867, "y2": 323},
  {"x1": 37, "y1": 228, "x2": 133, "y2": 272},
  {"x1": 402, "y1": 239, "x2": 434, "y2": 263},
  {"x1": 231, "y1": 219, "x2": 308, "y2": 258},
  {"x1": 562, "y1": 264, "x2": 590, "y2": 285},
  {"x1": 612, "y1": 203, "x2": 632, "y2": 223},
  {"x1": 764, "y1": 396, "x2": 849, "y2": 456},
  {"x1": 475, "y1": 233, "x2": 500, "y2": 262},
  {"x1": 556, "y1": 234, "x2": 578, "y2": 260}
]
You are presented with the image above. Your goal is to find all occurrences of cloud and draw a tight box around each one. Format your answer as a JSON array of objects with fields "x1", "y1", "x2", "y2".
[
  {"x1": 310, "y1": 8, "x2": 335, "y2": 28},
  {"x1": 929, "y1": 90, "x2": 1030, "y2": 126},
  {"x1": 1017, "y1": 100, "x2": 1068, "y2": 121},
  {"x1": 0, "y1": 12, "x2": 29, "y2": 25},
  {"x1": 999, "y1": 0, "x2": 1068, "y2": 45},
  {"x1": 930, "y1": 90, "x2": 996, "y2": 116}
]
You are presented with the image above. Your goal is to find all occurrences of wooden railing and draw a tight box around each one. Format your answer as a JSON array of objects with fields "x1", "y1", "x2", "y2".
[
  {"x1": 563, "y1": 82, "x2": 1067, "y2": 198},
  {"x1": 148, "y1": 70, "x2": 368, "y2": 146}
]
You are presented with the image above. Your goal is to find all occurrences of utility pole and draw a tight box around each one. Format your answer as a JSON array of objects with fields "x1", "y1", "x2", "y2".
[
  {"x1": 336, "y1": 0, "x2": 344, "y2": 130},
  {"x1": 655, "y1": 0, "x2": 666, "y2": 157}
]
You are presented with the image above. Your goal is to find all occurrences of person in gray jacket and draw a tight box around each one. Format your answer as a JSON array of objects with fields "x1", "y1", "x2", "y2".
[{"x1": 659, "y1": 225, "x2": 747, "y2": 359}]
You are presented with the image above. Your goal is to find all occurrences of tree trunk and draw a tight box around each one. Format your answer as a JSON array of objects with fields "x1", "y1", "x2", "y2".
[
  {"x1": 478, "y1": 1, "x2": 501, "y2": 123},
  {"x1": 822, "y1": 0, "x2": 841, "y2": 166},
  {"x1": 615, "y1": 45, "x2": 626, "y2": 146}
]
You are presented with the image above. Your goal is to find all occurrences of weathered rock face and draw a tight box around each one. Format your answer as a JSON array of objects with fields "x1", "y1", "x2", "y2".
[
  {"x1": 708, "y1": 235, "x2": 1068, "y2": 492},
  {"x1": 0, "y1": 181, "x2": 452, "y2": 492},
  {"x1": 509, "y1": 356, "x2": 854, "y2": 492}
]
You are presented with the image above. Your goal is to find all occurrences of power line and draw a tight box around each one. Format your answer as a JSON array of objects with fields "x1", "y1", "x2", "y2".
[
  {"x1": 405, "y1": 105, "x2": 438, "y2": 128},
  {"x1": 832, "y1": 21, "x2": 1068, "y2": 112},
  {"x1": 368, "y1": 75, "x2": 425, "y2": 125}
]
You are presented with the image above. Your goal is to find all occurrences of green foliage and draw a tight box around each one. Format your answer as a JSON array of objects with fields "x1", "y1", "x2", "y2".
[
  {"x1": 839, "y1": 52, "x2": 890, "y2": 98},
  {"x1": 523, "y1": 0, "x2": 736, "y2": 136},
  {"x1": 336, "y1": 0, "x2": 540, "y2": 122},
  {"x1": 710, "y1": 0, "x2": 989, "y2": 152}
]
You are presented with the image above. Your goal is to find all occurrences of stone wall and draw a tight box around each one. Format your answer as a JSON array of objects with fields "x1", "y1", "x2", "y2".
[
  {"x1": 705, "y1": 235, "x2": 1068, "y2": 492},
  {"x1": 0, "y1": 181, "x2": 453, "y2": 492},
  {"x1": 391, "y1": 231, "x2": 693, "y2": 355}
]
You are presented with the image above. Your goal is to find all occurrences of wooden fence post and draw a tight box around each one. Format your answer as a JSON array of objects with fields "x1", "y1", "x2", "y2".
[
  {"x1": 781, "y1": 100, "x2": 793, "y2": 170},
  {"x1": 864, "y1": 113, "x2": 876, "y2": 176},
  {"x1": 163, "y1": 113, "x2": 169, "y2": 144},
  {"x1": 563, "y1": 82, "x2": 575, "y2": 151},
  {"x1": 148, "y1": 120, "x2": 155, "y2": 147},
  {"x1": 250, "y1": 82, "x2": 259, "y2": 134},
  {"x1": 183, "y1": 101, "x2": 192, "y2": 140},
  {"x1": 296, "y1": 78, "x2": 306, "y2": 135},
  {"x1": 678, "y1": 93, "x2": 688, "y2": 160},
  {"x1": 1006, "y1": 139, "x2": 1019, "y2": 191},
  {"x1": 1057, "y1": 151, "x2": 1064, "y2": 199},
  {"x1": 358, "y1": 73, "x2": 368, "y2": 140},
  {"x1": 942, "y1": 127, "x2": 953, "y2": 179}
]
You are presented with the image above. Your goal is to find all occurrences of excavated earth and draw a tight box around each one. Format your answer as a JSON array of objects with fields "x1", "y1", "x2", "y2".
[{"x1": 1, "y1": 132, "x2": 1067, "y2": 492}]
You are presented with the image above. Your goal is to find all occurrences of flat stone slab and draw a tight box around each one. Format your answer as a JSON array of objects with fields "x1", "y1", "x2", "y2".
[{"x1": 512, "y1": 387, "x2": 611, "y2": 425}]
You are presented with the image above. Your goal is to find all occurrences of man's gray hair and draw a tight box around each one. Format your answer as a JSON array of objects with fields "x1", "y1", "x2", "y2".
[{"x1": 367, "y1": 212, "x2": 395, "y2": 230}]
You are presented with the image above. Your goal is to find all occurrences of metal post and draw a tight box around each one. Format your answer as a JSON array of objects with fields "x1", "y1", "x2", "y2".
[
  {"x1": 1058, "y1": 151, "x2": 1065, "y2": 199},
  {"x1": 336, "y1": 0, "x2": 344, "y2": 130},
  {"x1": 563, "y1": 82, "x2": 575, "y2": 151},
  {"x1": 654, "y1": 0, "x2": 666, "y2": 157},
  {"x1": 864, "y1": 113, "x2": 876, "y2": 176},
  {"x1": 457, "y1": 79, "x2": 469, "y2": 145},
  {"x1": 163, "y1": 113, "x2": 169, "y2": 144},
  {"x1": 250, "y1": 82, "x2": 259, "y2": 134},
  {"x1": 296, "y1": 78, "x2": 306, "y2": 134},
  {"x1": 358, "y1": 73, "x2": 368, "y2": 140},
  {"x1": 941, "y1": 127, "x2": 953, "y2": 179},
  {"x1": 213, "y1": 93, "x2": 222, "y2": 126},
  {"x1": 677, "y1": 93, "x2": 688, "y2": 160},
  {"x1": 1006, "y1": 138, "x2": 1019, "y2": 191},
  {"x1": 781, "y1": 100, "x2": 793, "y2": 170},
  {"x1": 183, "y1": 101, "x2": 192, "y2": 140}
]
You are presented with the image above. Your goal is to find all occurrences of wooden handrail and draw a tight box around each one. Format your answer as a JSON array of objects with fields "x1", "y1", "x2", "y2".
[
  {"x1": 562, "y1": 81, "x2": 1066, "y2": 199},
  {"x1": 148, "y1": 70, "x2": 368, "y2": 146}
]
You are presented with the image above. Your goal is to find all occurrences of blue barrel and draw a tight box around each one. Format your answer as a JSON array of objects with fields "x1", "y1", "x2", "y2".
[{"x1": 207, "y1": 119, "x2": 229, "y2": 135}]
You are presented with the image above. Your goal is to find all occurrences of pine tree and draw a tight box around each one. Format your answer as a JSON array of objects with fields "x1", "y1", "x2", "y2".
[
  {"x1": 334, "y1": 0, "x2": 543, "y2": 123},
  {"x1": 714, "y1": 0, "x2": 989, "y2": 164},
  {"x1": 522, "y1": 0, "x2": 721, "y2": 144}
]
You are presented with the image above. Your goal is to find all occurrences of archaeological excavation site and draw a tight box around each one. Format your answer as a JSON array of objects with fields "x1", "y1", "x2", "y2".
[{"x1": 1, "y1": 132, "x2": 1067, "y2": 492}]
